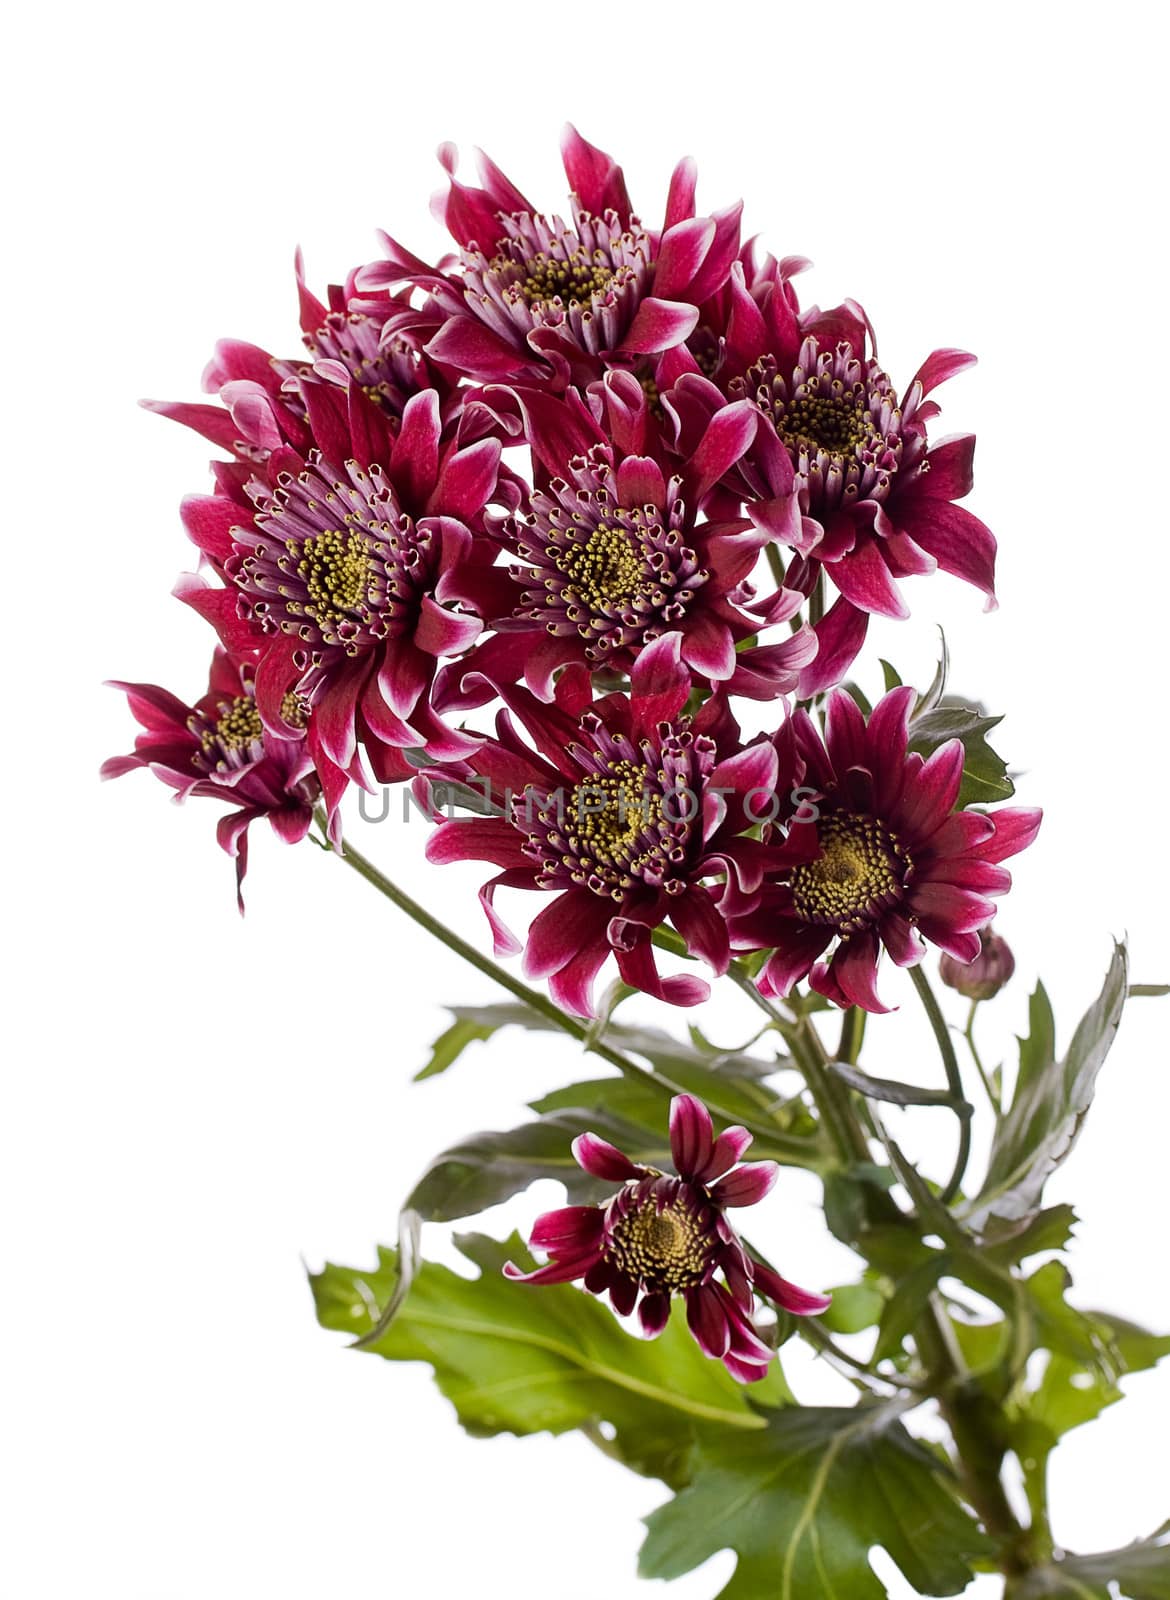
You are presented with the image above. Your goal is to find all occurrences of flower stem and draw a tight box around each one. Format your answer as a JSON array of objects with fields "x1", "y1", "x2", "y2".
[
  {"x1": 726, "y1": 967, "x2": 868, "y2": 1165},
  {"x1": 965, "y1": 999, "x2": 1001, "y2": 1116},
  {"x1": 315, "y1": 811, "x2": 656, "y2": 1088},
  {"x1": 909, "y1": 964, "x2": 972, "y2": 1205}
]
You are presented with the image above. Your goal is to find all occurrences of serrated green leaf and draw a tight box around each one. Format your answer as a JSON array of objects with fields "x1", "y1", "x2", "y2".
[
  {"x1": 909, "y1": 697, "x2": 1015, "y2": 806},
  {"x1": 983, "y1": 1204, "x2": 1078, "y2": 1266},
  {"x1": 1011, "y1": 1524, "x2": 1170, "y2": 1600},
  {"x1": 1021, "y1": 1312, "x2": 1170, "y2": 1443},
  {"x1": 966, "y1": 944, "x2": 1129, "y2": 1231},
  {"x1": 311, "y1": 1232, "x2": 791, "y2": 1488},
  {"x1": 639, "y1": 1401, "x2": 992, "y2": 1598}
]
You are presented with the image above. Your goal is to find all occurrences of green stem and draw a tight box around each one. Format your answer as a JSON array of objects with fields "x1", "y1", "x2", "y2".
[
  {"x1": 726, "y1": 967, "x2": 864, "y2": 1164},
  {"x1": 965, "y1": 999, "x2": 1001, "y2": 1116},
  {"x1": 837, "y1": 1006, "x2": 866, "y2": 1065},
  {"x1": 317, "y1": 811, "x2": 657, "y2": 1088},
  {"x1": 909, "y1": 965, "x2": 972, "y2": 1206}
]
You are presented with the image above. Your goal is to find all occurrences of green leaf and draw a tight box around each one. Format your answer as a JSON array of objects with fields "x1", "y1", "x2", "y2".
[
  {"x1": 966, "y1": 944, "x2": 1129, "y2": 1231},
  {"x1": 418, "y1": 1003, "x2": 822, "y2": 1164},
  {"x1": 1010, "y1": 1524, "x2": 1170, "y2": 1600},
  {"x1": 311, "y1": 1232, "x2": 791, "y2": 1488},
  {"x1": 983, "y1": 1204, "x2": 1078, "y2": 1267},
  {"x1": 908, "y1": 696, "x2": 1015, "y2": 806},
  {"x1": 1021, "y1": 1312, "x2": 1170, "y2": 1443},
  {"x1": 916, "y1": 629, "x2": 951, "y2": 716},
  {"x1": 414, "y1": 1013, "x2": 504, "y2": 1081},
  {"x1": 873, "y1": 1254, "x2": 951, "y2": 1364},
  {"x1": 879, "y1": 658, "x2": 903, "y2": 693},
  {"x1": 830, "y1": 1058, "x2": 968, "y2": 1111},
  {"x1": 405, "y1": 1109, "x2": 670, "y2": 1221},
  {"x1": 639, "y1": 1402, "x2": 993, "y2": 1598},
  {"x1": 819, "y1": 1280, "x2": 886, "y2": 1336}
]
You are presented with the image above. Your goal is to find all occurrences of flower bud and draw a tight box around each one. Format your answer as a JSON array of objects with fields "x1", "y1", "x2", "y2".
[{"x1": 939, "y1": 930, "x2": 1015, "y2": 1002}]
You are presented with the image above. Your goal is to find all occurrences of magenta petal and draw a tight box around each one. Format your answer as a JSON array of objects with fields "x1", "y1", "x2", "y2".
[
  {"x1": 710, "y1": 1161, "x2": 779, "y2": 1209},
  {"x1": 524, "y1": 888, "x2": 610, "y2": 980},
  {"x1": 898, "y1": 499, "x2": 997, "y2": 606},
  {"x1": 983, "y1": 807, "x2": 1043, "y2": 863},
  {"x1": 618, "y1": 297, "x2": 700, "y2": 356},
  {"x1": 639, "y1": 1291, "x2": 672, "y2": 1338},
  {"x1": 814, "y1": 932, "x2": 891, "y2": 1014},
  {"x1": 752, "y1": 1261, "x2": 832, "y2": 1317},
  {"x1": 798, "y1": 598, "x2": 869, "y2": 697},
  {"x1": 669, "y1": 1094, "x2": 715, "y2": 1182},
  {"x1": 916, "y1": 434, "x2": 976, "y2": 501},
  {"x1": 414, "y1": 596, "x2": 482, "y2": 658},
  {"x1": 686, "y1": 1284, "x2": 730, "y2": 1359},
  {"x1": 758, "y1": 928, "x2": 833, "y2": 999},
  {"x1": 695, "y1": 1126, "x2": 753, "y2": 1184},
  {"x1": 503, "y1": 1253, "x2": 598, "y2": 1286},
  {"x1": 529, "y1": 1205, "x2": 605, "y2": 1253},
  {"x1": 831, "y1": 538, "x2": 910, "y2": 620},
  {"x1": 609, "y1": 1274, "x2": 639, "y2": 1318},
  {"x1": 630, "y1": 631, "x2": 691, "y2": 731},
  {"x1": 681, "y1": 613, "x2": 737, "y2": 681},
  {"x1": 909, "y1": 347, "x2": 977, "y2": 399},
  {"x1": 670, "y1": 889, "x2": 731, "y2": 976},
  {"x1": 571, "y1": 1132, "x2": 640, "y2": 1183},
  {"x1": 425, "y1": 315, "x2": 525, "y2": 378},
  {"x1": 653, "y1": 216, "x2": 717, "y2": 300}
]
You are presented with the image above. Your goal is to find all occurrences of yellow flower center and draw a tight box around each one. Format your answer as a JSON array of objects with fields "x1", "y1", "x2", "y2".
[
  {"x1": 608, "y1": 1196, "x2": 710, "y2": 1292},
  {"x1": 202, "y1": 695, "x2": 262, "y2": 754},
  {"x1": 554, "y1": 524, "x2": 644, "y2": 610},
  {"x1": 790, "y1": 810, "x2": 910, "y2": 928},
  {"x1": 294, "y1": 528, "x2": 371, "y2": 628},
  {"x1": 778, "y1": 392, "x2": 869, "y2": 459},
  {"x1": 518, "y1": 249, "x2": 614, "y2": 308}
]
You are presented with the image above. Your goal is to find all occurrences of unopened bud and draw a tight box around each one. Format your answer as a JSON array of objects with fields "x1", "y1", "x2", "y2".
[{"x1": 939, "y1": 930, "x2": 1015, "y2": 1002}]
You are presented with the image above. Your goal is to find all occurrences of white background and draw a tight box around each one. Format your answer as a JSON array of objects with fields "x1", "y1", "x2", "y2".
[{"x1": 4, "y1": 3, "x2": 1169, "y2": 1596}]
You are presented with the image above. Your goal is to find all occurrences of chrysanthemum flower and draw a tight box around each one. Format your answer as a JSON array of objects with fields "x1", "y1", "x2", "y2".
[
  {"x1": 359, "y1": 126, "x2": 742, "y2": 388},
  {"x1": 438, "y1": 375, "x2": 815, "y2": 703},
  {"x1": 730, "y1": 686, "x2": 1041, "y2": 1012},
  {"x1": 175, "y1": 381, "x2": 503, "y2": 826},
  {"x1": 425, "y1": 634, "x2": 779, "y2": 1015},
  {"x1": 504, "y1": 1093, "x2": 830, "y2": 1383},
  {"x1": 101, "y1": 648, "x2": 318, "y2": 908},
  {"x1": 664, "y1": 261, "x2": 996, "y2": 693}
]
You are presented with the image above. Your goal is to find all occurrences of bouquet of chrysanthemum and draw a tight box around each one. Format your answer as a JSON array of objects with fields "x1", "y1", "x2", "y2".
[{"x1": 104, "y1": 128, "x2": 1169, "y2": 1599}]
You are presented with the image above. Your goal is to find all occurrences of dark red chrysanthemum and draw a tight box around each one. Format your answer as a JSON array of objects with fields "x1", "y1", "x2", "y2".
[
  {"x1": 659, "y1": 258, "x2": 996, "y2": 694},
  {"x1": 505, "y1": 1093, "x2": 830, "y2": 1383},
  {"x1": 173, "y1": 380, "x2": 506, "y2": 828},
  {"x1": 425, "y1": 634, "x2": 780, "y2": 1016},
  {"x1": 101, "y1": 648, "x2": 318, "y2": 908},
  {"x1": 730, "y1": 686, "x2": 1041, "y2": 1012},
  {"x1": 437, "y1": 374, "x2": 815, "y2": 705},
  {"x1": 358, "y1": 126, "x2": 742, "y2": 389}
]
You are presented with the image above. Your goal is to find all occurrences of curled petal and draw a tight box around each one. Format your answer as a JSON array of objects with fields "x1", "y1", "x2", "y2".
[
  {"x1": 529, "y1": 1206, "x2": 605, "y2": 1254},
  {"x1": 571, "y1": 1132, "x2": 641, "y2": 1183},
  {"x1": 751, "y1": 1261, "x2": 832, "y2": 1317},
  {"x1": 710, "y1": 1161, "x2": 779, "y2": 1209}
]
